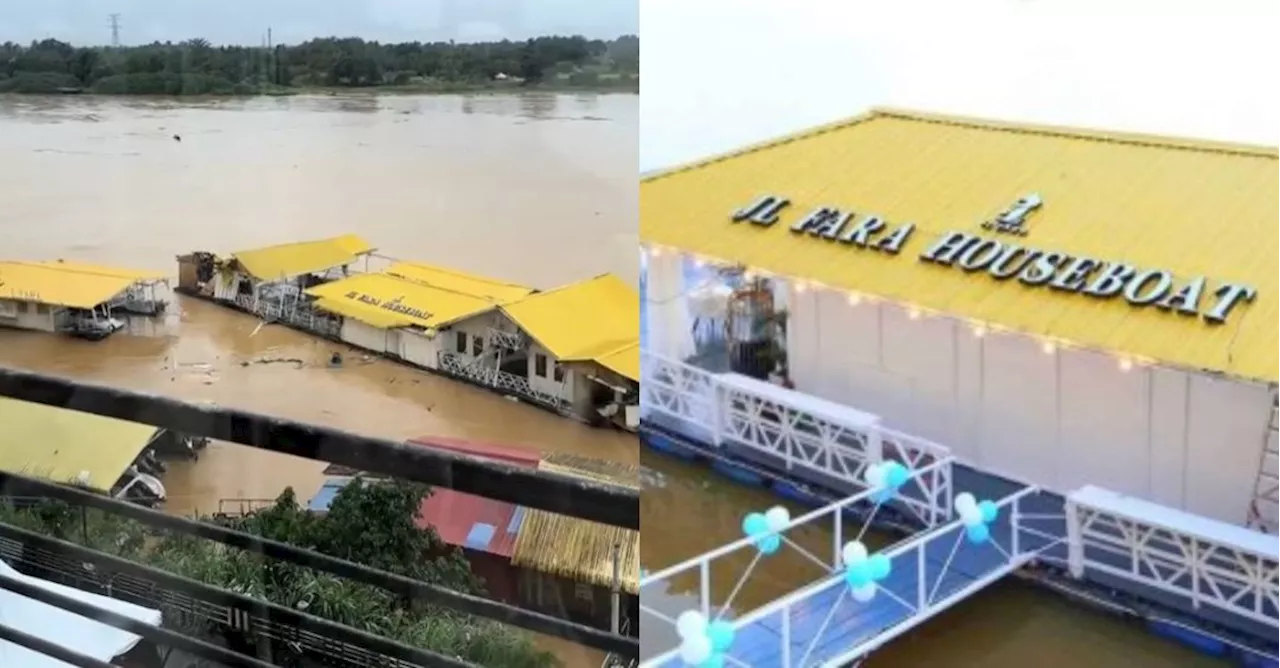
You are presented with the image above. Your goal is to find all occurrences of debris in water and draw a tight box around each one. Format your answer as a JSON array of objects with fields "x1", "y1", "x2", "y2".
[
  {"x1": 330, "y1": 352, "x2": 343, "y2": 367},
  {"x1": 241, "y1": 356, "x2": 305, "y2": 369}
]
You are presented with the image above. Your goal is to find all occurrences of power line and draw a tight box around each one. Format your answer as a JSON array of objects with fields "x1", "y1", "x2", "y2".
[{"x1": 107, "y1": 13, "x2": 121, "y2": 47}]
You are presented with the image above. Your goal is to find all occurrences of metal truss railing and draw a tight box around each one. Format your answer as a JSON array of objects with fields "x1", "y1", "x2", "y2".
[
  {"x1": 640, "y1": 485, "x2": 1054, "y2": 668},
  {"x1": 640, "y1": 350, "x2": 953, "y2": 527},
  {"x1": 1067, "y1": 492, "x2": 1280, "y2": 629}
]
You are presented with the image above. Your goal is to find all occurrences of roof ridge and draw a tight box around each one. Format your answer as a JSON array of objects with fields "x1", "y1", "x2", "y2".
[
  {"x1": 642, "y1": 108, "x2": 1277, "y2": 184},
  {"x1": 375, "y1": 271, "x2": 505, "y2": 304},
  {"x1": 387, "y1": 260, "x2": 532, "y2": 292},
  {"x1": 504, "y1": 272, "x2": 622, "y2": 304},
  {"x1": 0, "y1": 260, "x2": 138, "y2": 279},
  {"x1": 231, "y1": 234, "x2": 360, "y2": 257}
]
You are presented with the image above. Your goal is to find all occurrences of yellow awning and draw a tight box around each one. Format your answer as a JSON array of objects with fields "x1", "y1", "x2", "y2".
[
  {"x1": 0, "y1": 261, "x2": 140, "y2": 308},
  {"x1": 501, "y1": 274, "x2": 640, "y2": 365},
  {"x1": 641, "y1": 108, "x2": 1278, "y2": 382},
  {"x1": 385, "y1": 261, "x2": 534, "y2": 303},
  {"x1": 0, "y1": 397, "x2": 159, "y2": 492},
  {"x1": 307, "y1": 272, "x2": 499, "y2": 329},
  {"x1": 231, "y1": 234, "x2": 372, "y2": 280}
]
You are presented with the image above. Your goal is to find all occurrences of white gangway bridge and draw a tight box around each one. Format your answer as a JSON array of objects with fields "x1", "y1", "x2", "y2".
[{"x1": 637, "y1": 351, "x2": 1280, "y2": 668}]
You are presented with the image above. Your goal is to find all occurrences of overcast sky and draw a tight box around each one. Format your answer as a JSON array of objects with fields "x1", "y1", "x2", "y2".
[
  {"x1": 1, "y1": 0, "x2": 636, "y2": 46},
  {"x1": 640, "y1": 0, "x2": 1279, "y2": 171}
]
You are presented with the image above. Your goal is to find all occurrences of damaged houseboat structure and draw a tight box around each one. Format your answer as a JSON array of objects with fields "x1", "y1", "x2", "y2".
[
  {"x1": 175, "y1": 233, "x2": 375, "y2": 336},
  {"x1": 0, "y1": 260, "x2": 171, "y2": 340},
  {"x1": 177, "y1": 236, "x2": 639, "y2": 429}
]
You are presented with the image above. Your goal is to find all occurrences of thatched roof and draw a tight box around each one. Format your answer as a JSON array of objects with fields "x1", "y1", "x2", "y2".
[{"x1": 510, "y1": 453, "x2": 641, "y2": 594}]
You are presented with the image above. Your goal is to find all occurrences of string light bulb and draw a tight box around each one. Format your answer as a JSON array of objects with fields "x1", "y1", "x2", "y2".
[
  {"x1": 907, "y1": 307, "x2": 921, "y2": 320},
  {"x1": 650, "y1": 245, "x2": 662, "y2": 258},
  {"x1": 847, "y1": 292, "x2": 862, "y2": 306},
  {"x1": 972, "y1": 323, "x2": 986, "y2": 338},
  {"x1": 795, "y1": 282, "x2": 808, "y2": 293},
  {"x1": 1042, "y1": 340, "x2": 1056, "y2": 355},
  {"x1": 1118, "y1": 357, "x2": 1133, "y2": 372}
]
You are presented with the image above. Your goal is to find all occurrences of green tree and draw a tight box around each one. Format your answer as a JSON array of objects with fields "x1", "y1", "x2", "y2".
[{"x1": 0, "y1": 480, "x2": 557, "y2": 667}]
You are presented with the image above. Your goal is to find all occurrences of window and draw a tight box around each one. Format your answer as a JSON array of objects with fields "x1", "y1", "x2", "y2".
[
  {"x1": 472, "y1": 334, "x2": 483, "y2": 356},
  {"x1": 35, "y1": 303, "x2": 49, "y2": 315},
  {"x1": 534, "y1": 354, "x2": 547, "y2": 378},
  {"x1": 455, "y1": 331, "x2": 467, "y2": 354},
  {"x1": 553, "y1": 363, "x2": 565, "y2": 382}
]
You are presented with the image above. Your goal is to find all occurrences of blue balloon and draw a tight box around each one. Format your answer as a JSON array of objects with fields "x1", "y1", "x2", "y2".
[
  {"x1": 758, "y1": 534, "x2": 782, "y2": 555},
  {"x1": 742, "y1": 512, "x2": 768, "y2": 537},
  {"x1": 965, "y1": 522, "x2": 990, "y2": 544},
  {"x1": 698, "y1": 654, "x2": 725, "y2": 668},
  {"x1": 977, "y1": 500, "x2": 998, "y2": 524},
  {"x1": 871, "y1": 488, "x2": 894, "y2": 504},
  {"x1": 845, "y1": 561, "x2": 872, "y2": 587},
  {"x1": 707, "y1": 620, "x2": 735, "y2": 652},
  {"x1": 867, "y1": 554, "x2": 892, "y2": 580},
  {"x1": 885, "y1": 463, "x2": 910, "y2": 488}
]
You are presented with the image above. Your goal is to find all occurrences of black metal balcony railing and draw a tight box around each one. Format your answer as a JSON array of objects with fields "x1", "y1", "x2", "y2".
[{"x1": 0, "y1": 366, "x2": 641, "y2": 668}]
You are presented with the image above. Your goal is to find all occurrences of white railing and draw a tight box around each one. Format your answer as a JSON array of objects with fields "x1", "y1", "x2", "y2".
[
  {"x1": 641, "y1": 486, "x2": 1052, "y2": 668},
  {"x1": 487, "y1": 327, "x2": 526, "y2": 350},
  {"x1": 1067, "y1": 487, "x2": 1280, "y2": 628},
  {"x1": 640, "y1": 351, "x2": 952, "y2": 526},
  {"x1": 438, "y1": 352, "x2": 569, "y2": 411}
]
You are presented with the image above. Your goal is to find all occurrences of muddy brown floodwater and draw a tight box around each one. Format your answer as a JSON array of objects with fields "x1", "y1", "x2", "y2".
[{"x1": 0, "y1": 92, "x2": 636, "y2": 667}]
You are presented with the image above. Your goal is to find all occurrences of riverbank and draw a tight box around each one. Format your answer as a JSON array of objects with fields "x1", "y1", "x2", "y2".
[{"x1": 0, "y1": 72, "x2": 638, "y2": 97}]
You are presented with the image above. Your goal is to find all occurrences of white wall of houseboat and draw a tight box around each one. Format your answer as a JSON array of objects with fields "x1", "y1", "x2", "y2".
[
  {"x1": 0, "y1": 299, "x2": 57, "y2": 332},
  {"x1": 398, "y1": 328, "x2": 442, "y2": 369},
  {"x1": 784, "y1": 286, "x2": 1272, "y2": 527},
  {"x1": 211, "y1": 269, "x2": 244, "y2": 302},
  {"x1": 339, "y1": 318, "x2": 393, "y2": 354}
]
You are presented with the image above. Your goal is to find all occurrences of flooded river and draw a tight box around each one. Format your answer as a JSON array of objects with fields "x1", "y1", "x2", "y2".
[{"x1": 0, "y1": 92, "x2": 635, "y2": 666}]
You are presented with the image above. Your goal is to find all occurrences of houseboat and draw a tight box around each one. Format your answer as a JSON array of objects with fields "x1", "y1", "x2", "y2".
[
  {"x1": 0, "y1": 260, "x2": 171, "y2": 340},
  {"x1": 640, "y1": 108, "x2": 1277, "y2": 656},
  {"x1": 307, "y1": 435, "x2": 641, "y2": 636},
  {"x1": 174, "y1": 234, "x2": 375, "y2": 336},
  {"x1": 307, "y1": 266, "x2": 640, "y2": 426},
  {"x1": 0, "y1": 396, "x2": 208, "y2": 506}
]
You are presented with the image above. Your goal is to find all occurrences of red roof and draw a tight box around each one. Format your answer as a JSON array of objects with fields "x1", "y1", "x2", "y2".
[
  {"x1": 408, "y1": 436, "x2": 539, "y2": 558},
  {"x1": 406, "y1": 435, "x2": 541, "y2": 468}
]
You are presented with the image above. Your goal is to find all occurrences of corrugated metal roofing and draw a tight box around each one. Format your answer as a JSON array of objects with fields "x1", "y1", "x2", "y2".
[
  {"x1": 418, "y1": 488, "x2": 521, "y2": 558},
  {"x1": 231, "y1": 234, "x2": 372, "y2": 280},
  {"x1": 0, "y1": 397, "x2": 158, "y2": 492},
  {"x1": 501, "y1": 274, "x2": 641, "y2": 373},
  {"x1": 641, "y1": 108, "x2": 1278, "y2": 382},
  {"x1": 24, "y1": 260, "x2": 166, "y2": 281},
  {"x1": 385, "y1": 261, "x2": 534, "y2": 303},
  {"x1": 307, "y1": 478, "x2": 347, "y2": 512},
  {"x1": 589, "y1": 341, "x2": 641, "y2": 382},
  {"x1": 307, "y1": 272, "x2": 501, "y2": 330},
  {"x1": 0, "y1": 261, "x2": 143, "y2": 309}
]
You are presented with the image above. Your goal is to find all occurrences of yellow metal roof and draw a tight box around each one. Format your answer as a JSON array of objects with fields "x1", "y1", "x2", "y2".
[
  {"x1": 0, "y1": 397, "x2": 159, "y2": 492},
  {"x1": 26, "y1": 260, "x2": 166, "y2": 281},
  {"x1": 307, "y1": 272, "x2": 499, "y2": 329},
  {"x1": 591, "y1": 341, "x2": 640, "y2": 382},
  {"x1": 385, "y1": 261, "x2": 534, "y2": 303},
  {"x1": 0, "y1": 261, "x2": 139, "y2": 308},
  {"x1": 641, "y1": 108, "x2": 1278, "y2": 382},
  {"x1": 511, "y1": 454, "x2": 640, "y2": 593},
  {"x1": 231, "y1": 234, "x2": 373, "y2": 280},
  {"x1": 501, "y1": 274, "x2": 640, "y2": 364}
]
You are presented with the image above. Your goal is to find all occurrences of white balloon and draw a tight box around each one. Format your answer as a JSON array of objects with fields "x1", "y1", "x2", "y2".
[
  {"x1": 864, "y1": 463, "x2": 887, "y2": 488},
  {"x1": 675, "y1": 610, "x2": 707, "y2": 640},
  {"x1": 954, "y1": 492, "x2": 977, "y2": 514},
  {"x1": 842, "y1": 540, "x2": 868, "y2": 566},
  {"x1": 679, "y1": 635, "x2": 713, "y2": 665},
  {"x1": 765, "y1": 505, "x2": 791, "y2": 532},
  {"x1": 958, "y1": 505, "x2": 982, "y2": 526},
  {"x1": 851, "y1": 583, "x2": 877, "y2": 602}
]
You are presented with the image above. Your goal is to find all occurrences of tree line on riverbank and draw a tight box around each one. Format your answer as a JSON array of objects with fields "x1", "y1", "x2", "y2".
[
  {"x1": 0, "y1": 35, "x2": 638, "y2": 96},
  {"x1": 0, "y1": 479, "x2": 559, "y2": 667}
]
